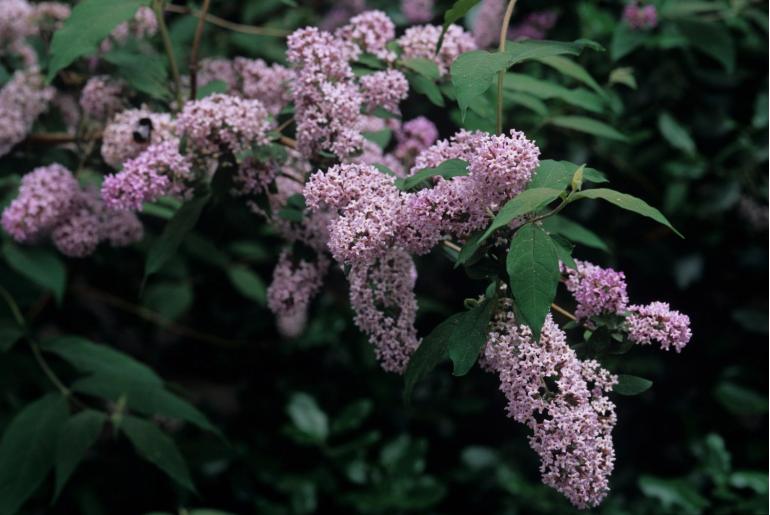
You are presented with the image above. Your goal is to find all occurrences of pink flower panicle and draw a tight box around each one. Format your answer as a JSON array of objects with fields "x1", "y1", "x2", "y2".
[
  {"x1": 348, "y1": 249, "x2": 421, "y2": 373},
  {"x1": 0, "y1": 0, "x2": 34, "y2": 48},
  {"x1": 30, "y1": 2, "x2": 70, "y2": 32},
  {"x1": 233, "y1": 57, "x2": 294, "y2": 115},
  {"x1": 626, "y1": 302, "x2": 691, "y2": 352},
  {"x1": 1, "y1": 163, "x2": 78, "y2": 241},
  {"x1": 80, "y1": 75, "x2": 125, "y2": 121},
  {"x1": 101, "y1": 108, "x2": 176, "y2": 169},
  {"x1": 563, "y1": 260, "x2": 629, "y2": 320},
  {"x1": 472, "y1": 0, "x2": 506, "y2": 48},
  {"x1": 402, "y1": 0, "x2": 434, "y2": 23},
  {"x1": 287, "y1": 26, "x2": 357, "y2": 82},
  {"x1": 2, "y1": 166, "x2": 143, "y2": 256},
  {"x1": 319, "y1": 0, "x2": 365, "y2": 31},
  {"x1": 197, "y1": 57, "x2": 238, "y2": 90},
  {"x1": 267, "y1": 250, "x2": 329, "y2": 319},
  {"x1": 296, "y1": 81, "x2": 364, "y2": 158},
  {"x1": 176, "y1": 94, "x2": 271, "y2": 158},
  {"x1": 623, "y1": 2, "x2": 658, "y2": 30},
  {"x1": 483, "y1": 306, "x2": 617, "y2": 509},
  {"x1": 394, "y1": 116, "x2": 439, "y2": 166},
  {"x1": 336, "y1": 10, "x2": 397, "y2": 62},
  {"x1": 509, "y1": 10, "x2": 559, "y2": 40},
  {"x1": 0, "y1": 69, "x2": 55, "y2": 157},
  {"x1": 397, "y1": 24, "x2": 477, "y2": 76},
  {"x1": 101, "y1": 140, "x2": 194, "y2": 211},
  {"x1": 359, "y1": 70, "x2": 409, "y2": 113}
]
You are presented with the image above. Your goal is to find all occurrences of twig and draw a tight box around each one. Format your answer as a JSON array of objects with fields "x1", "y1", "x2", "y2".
[
  {"x1": 73, "y1": 285, "x2": 245, "y2": 349},
  {"x1": 152, "y1": 0, "x2": 183, "y2": 108},
  {"x1": 188, "y1": 0, "x2": 212, "y2": 101},
  {"x1": 276, "y1": 116, "x2": 295, "y2": 134},
  {"x1": 165, "y1": 4, "x2": 289, "y2": 37},
  {"x1": 442, "y1": 241, "x2": 462, "y2": 252},
  {"x1": 496, "y1": 0, "x2": 518, "y2": 134},
  {"x1": 279, "y1": 135, "x2": 297, "y2": 149},
  {"x1": 550, "y1": 303, "x2": 577, "y2": 321}
]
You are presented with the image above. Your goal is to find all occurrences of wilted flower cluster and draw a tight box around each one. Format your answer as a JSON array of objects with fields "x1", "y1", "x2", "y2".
[
  {"x1": 2, "y1": 164, "x2": 142, "y2": 256},
  {"x1": 482, "y1": 306, "x2": 617, "y2": 509},
  {"x1": 622, "y1": 1, "x2": 658, "y2": 30}
]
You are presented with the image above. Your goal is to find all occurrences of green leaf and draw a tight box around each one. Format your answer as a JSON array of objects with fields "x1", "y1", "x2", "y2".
[
  {"x1": 143, "y1": 281, "x2": 193, "y2": 320},
  {"x1": 714, "y1": 382, "x2": 768, "y2": 416},
  {"x1": 331, "y1": 399, "x2": 373, "y2": 435},
  {"x1": 610, "y1": 23, "x2": 649, "y2": 61},
  {"x1": 146, "y1": 194, "x2": 210, "y2": 278},
  {"x1": 455, "y1": 230, "x2": 485, "y2": 267},
  {"x1": 0, "y1": 321, "x2": 24, "y2": 352},
  {"x1": 729, "y1": 471, "x2": 770, "y2": 494},
  {"x1": 572, "y1": 188, "x2": 683, "y2": 237},
  {"x1": 504, "y1": 91, "x2": 549, "y2": 116},
  {"x1": 72, "y1": 376, "x2": 219, "y2": 434},
  {"x1": 614, "y1": 374, "x2": 653, "y2": 395},
  {"x1": 504, "y1": 74, "x2": 605, "y2": 113},
  {"x1": 551, "y1": 234, "x2": 576, "y2": 269},
  {"x1": 40, "y1": 336, "x2": 162, "y2": 386},
  {"x1": 47, "y1": 0, "x2": 148, "y2": 81},
  {"x1": 363, "y1": 128, "x2": 392, "y2": 149},
  {"x1": 196, "y1": 80, "x2": 229, "y2": 99},
  {"x1": 450, "y1": 50, "x2": 512, "y2": 118},
  {"x1": 396, "y1": 159, "x2": 468, "y2": 191},
  {"x1": 609, "y1": 67, "x2": 637, "y2": 89},
  {"x1": 446, "y1": 298, "x2": 496, "y2": 376},
  {"x1": 437, "y1": 0, "x2": 482, "y2": 51},
  {"x1": 479, "y1": 188, "x2": 563, "y2": 243},
  {"x1": 2, "y1": 242, "x2": 67, "y2": 304},
  {"x1": 504, "y1": 39, "x2": 600, "y2": 66},
  {"x1": 400, "y1": 58, "x2": 440, "y2": 81},
  {"x1": 658, "y1": 112, "x2": 696, "y2": 156},
  {"x1": 527, "y1": 160, "x2": 607, "y2": 191},
  {"x1": 0, "y1": 394, "x2": 69, "y2": 514},
  {"x1": 638, "y1": 475, "x2": 710, "y2": 514},
  {"x1": 532, "y1": 55, "x2": 606, "y2": 96},
  {"x1": 103, "y1": 48, "x2": 170, "y2": 100},
  {"x1": 121, "y1": 416, "x2": 195, "y2": 491},
  {"x1": 54, "y1": 410, "x2": 106, "y2": 500},
  {"x1": 407, "y1": 73, "x2": 444, "y2": 107},
  {"x1": 227, "y1": 265, "x2": 266, "y2": 305},
  {"x1": 548, "y1": 116, "x2": 628, "y2": 141},
  {"x1": 541, "y1": 216, "x2": 609, "y2": 252},
  {"x1": 506, "y1": 224, "x2": 560, "y2": 340},
  {"x1": 676, "y1": 20, "x2": 735, "y2": 73},
  {"x1": 287, "y1": 393, "x2": 328, "y2": 442}
]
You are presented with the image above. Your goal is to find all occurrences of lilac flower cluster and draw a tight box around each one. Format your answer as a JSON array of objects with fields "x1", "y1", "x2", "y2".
[
  {"x1": 483, "y1": 306, "x2": 617, "y2": 509},
  {"x1": 0, "y1": 69, "x2": 56, "y2": 157},
  {"x1": 509, "y1": 10, "x2": 559, "y2": 41},
  {"x1": 622, "y1": 2, "x2": 658, "y2": 30},
  {"x1": 80, "y1": 75, "x2": 125, "y2": 121},
  {"x1": 2, "y1": 164, "x2": 142, "y2": 256},
  {"x1": 337, "y1": 10, "x2": 397, "y2": 62},
  {"x1": 563, "y1": 259, "x2": 629, "y2": 320},
  {"x1": 394, "y1": 116, "x2": 439, "y2": 167},
  {"x1": 101, "y1": 140, "x2": 194, "y2": 211},
  {"x1": 101, "y1": 108, "x2": 176, "y2": 169},
  {"x1": 626, "y1": 302, "x2": 692, "y2": 352},
  {"x1": 360, "y1": 70, "x2": 410, "y2": 113},
  {"x1": 305, "y1": 129, "x2": 540, "y2": 264},
  {"x1": 348, "y1": 249, "x2": 421, "y2": 373},
  {"x1": 176, "y1": 94, "x2": 271, "y2": 158},
  {"x1": 401, "y1": 0, "x2": 434, "y2": 23},
  {"x1": 267, "y1": 250, "x2": 329, "y2": 322},
  {"x1": 398, "y1": 24, "x2": 477, "y2": 76},
  {"x1": 472, "y1": 0, "x2": 506, "y2": 48}
]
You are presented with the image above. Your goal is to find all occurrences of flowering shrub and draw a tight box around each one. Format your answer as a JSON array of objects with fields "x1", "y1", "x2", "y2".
[{"x1": 0, "y1": 1, "x2": 765, "y2": 514}]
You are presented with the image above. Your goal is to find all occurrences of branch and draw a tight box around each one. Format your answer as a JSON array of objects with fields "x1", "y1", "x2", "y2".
[
  {"x1": 188, "y1": 0, "x2": 212, "y2": 101},
  {"x1": 152, "y1": 0, "x2": 183, "y2": 108},
  {"x1": 496, "y1": 0, "x2": 518, "y2": 134},
  {"x1": 165, "y1": 4, "x2": 289, "y2": 37}
]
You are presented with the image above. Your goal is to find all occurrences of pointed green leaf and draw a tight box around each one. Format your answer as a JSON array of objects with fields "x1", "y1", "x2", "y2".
[
  {"x1": 533, "y1": 55, "x2": 606, "y2": 96},
  {"x1": 287, "y1": 393, "x2": 328, "y2": 442},
  {"x1": 146, "y1": 194, "x2": 210, "y2": 278},
  {"x1": 121, "y1": 416, "x2": 195, "y2": 491},
  {"x1": 614, "y1": 374, "x2": 653, "y2": 396},
  {"x1": 54, "y1": 410, "x2": 106, "y2": 500},
  {"x1": 227, "y1": 265, "x2": 267, "y2": 305},
  {"x1": 2, "y1": 243, "x2": 67, "y2": 304},
  {"x1": 572, "y1": 188, "x2": 683, "y2": 237},
  {"x1": 548, "y1": 116, "x2": 628, "y2": 141},
  {"x1": 676, "y1": 20, "x2": 735, "y2": 73},
  {"x1": 479, "y1": 188, "x2": 563, "y2": 243},
  {"x1": 396, "y1": 159, "x2": 468, "y2": 191},
  {"x1": 47, "y1": 0, "x2": 148, "y2": 81},
  {"x1": 0, "y1": 394, "x2": 69, "y2": 514},
  {"x1": 541, "y1": 216, "x2": 609, "y2": 252},
  {"x1": 400, "y1": 58, "x2": 440, "y2": 81},
  {"x1": 447, "y1": 298, "x2": 496, "y2": 376},
  {"x1": 658, "y1": 112, "x2": 696, "y2": 156},
  {"x1": 506, "y1": 224, "x2": 560, "y2": 340}
]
